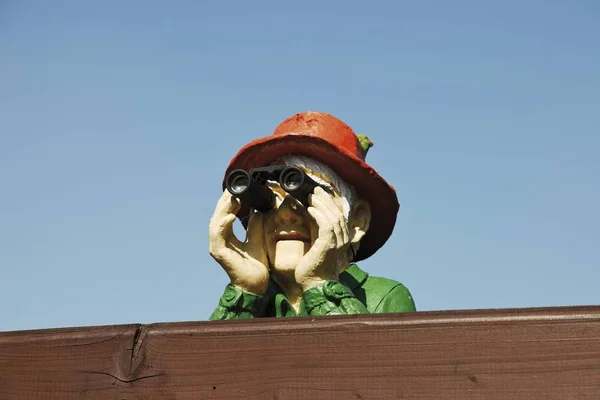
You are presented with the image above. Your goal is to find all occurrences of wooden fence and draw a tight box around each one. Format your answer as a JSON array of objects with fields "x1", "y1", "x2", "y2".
[{"x1": 1, "y1": 305, "x2": 599, "y2": 399}]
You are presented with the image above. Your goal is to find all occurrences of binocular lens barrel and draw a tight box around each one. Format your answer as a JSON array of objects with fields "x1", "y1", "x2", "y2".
[
  {"x1": 228, "y1": 172, "x2": 250, "y2": 194},
  {"x1": 280, "y1": 167, "x2": 304, "y2": 192},
  {"x1": 226, "y1": 169, "x2": 275, "y2": 212},
  {"x1": 280, "y1": 166, "x2": 318, "y2": 206}
]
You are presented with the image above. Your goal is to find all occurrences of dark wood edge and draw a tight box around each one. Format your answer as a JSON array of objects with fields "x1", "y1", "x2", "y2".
[{"x1": 2, "y1": 305, "x2": 599, "y2": 340}]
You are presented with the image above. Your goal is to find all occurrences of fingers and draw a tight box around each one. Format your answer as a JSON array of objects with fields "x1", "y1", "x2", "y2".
[
  {"x1": 209, "y1": 190, "x2": 242, "y2": 251},
  {"x1": 307, "y1": 206, "x2": 334, "y2": 243},
  {"x1": 215, "y1": 190, "x2": 242, "y2": 217},
  {"x1": 307, "y1": 187, "x2": 349, "y2": 249}
]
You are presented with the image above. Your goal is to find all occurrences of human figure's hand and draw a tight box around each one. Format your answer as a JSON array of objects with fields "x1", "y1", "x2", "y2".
[
  {"x1": 295, "y1": 187, "x2": 351, "y2": 291},
  {"x1": 208, "y1": 190, "x2": 270, "y2": 294}
]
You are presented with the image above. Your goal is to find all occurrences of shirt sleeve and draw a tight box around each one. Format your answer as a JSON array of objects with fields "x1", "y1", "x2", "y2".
[
  {"x1": 373, "y1": 283, "x2": 416, "y2": 313},
  {"x1": 302, "y1": 280, "x2": 369, "y2": 316},
  {"x1": 209, "y1": 284, "x2": 270, "y2": 320}
]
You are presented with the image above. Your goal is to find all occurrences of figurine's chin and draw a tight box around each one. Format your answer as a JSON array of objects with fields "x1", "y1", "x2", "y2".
[{"x1": 273, "y1": 240, "x2": 309, "y2": 272}]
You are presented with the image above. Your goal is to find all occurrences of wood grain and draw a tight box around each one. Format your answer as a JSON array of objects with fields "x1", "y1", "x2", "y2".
[{"x1": 1, "y1": 306, "x2": 599, "y2": 399}]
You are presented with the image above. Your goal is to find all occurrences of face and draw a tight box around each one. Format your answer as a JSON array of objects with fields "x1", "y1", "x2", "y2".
[{"x1": 261, "y1": 165, "x2": 347, "y2": 274}]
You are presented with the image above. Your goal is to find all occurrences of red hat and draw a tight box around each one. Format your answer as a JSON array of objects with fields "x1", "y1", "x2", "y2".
[{"x1": 222, "y1": 111, "x2": 400, "y2": 261}]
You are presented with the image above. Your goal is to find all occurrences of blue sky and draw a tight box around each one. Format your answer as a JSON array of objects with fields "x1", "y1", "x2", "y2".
[{"x1": 1, "y1": 1, "x2": 598, "y2": 332}]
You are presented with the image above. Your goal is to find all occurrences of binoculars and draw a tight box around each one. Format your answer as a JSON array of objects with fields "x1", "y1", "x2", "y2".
[{"x1": 226, "y1": 165, "x2": 320, "y2": 212}]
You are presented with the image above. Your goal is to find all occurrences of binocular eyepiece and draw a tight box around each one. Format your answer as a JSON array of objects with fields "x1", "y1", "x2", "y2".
[{"x1": 226, "y1": 165, "x2": 320, "y2": 212}]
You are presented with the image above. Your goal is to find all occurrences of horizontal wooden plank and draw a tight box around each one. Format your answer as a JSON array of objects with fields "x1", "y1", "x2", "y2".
[{"x1": 1, "y1": 306, "x2": 599, "y2": 399}]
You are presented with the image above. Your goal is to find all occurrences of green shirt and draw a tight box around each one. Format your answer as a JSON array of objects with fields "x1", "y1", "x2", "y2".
[{"x1": 209, "y1": 264, "x2": 416, "y2": 320}]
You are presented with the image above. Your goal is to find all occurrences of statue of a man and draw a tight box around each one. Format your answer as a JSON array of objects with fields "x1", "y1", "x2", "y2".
[{"x1": 208, "y1": 111, "x2": 415, "y2": 319}]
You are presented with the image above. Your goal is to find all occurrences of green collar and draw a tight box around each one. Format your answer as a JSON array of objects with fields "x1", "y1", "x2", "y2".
[
  {"x1": 265, "y1": 263, "x2": 369, "y2": 317},
  {"x1": 339, "y1": 263, "x2": 369, "y2": 291},
  {"x1": 267, "y1": 263, "x2": 369, "y2": 295}
]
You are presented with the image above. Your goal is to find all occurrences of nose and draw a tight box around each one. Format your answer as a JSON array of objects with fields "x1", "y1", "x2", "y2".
[{"x1": 274, "y1": 195, "x2": 303, "y2": 226}]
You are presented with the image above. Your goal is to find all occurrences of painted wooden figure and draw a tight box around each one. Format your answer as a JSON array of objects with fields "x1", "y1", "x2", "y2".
[{"x1": 209, "y1": 111, "x2": 415, "y2": 319}]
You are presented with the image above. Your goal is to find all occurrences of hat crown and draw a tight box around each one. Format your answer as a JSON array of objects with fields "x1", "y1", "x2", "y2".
[{"x1": 272, "y1": 112, "x2": 366, "y2": 161}]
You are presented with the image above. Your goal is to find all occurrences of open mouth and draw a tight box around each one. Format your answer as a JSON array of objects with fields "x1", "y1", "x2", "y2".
[{"x1": 275, "y1": 231, "x2": 310, "y2": 242}]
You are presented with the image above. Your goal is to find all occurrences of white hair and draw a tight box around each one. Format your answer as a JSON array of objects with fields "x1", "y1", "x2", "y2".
[{"x1": 280, "y1": 154, "x2": 356, "y2": 220}]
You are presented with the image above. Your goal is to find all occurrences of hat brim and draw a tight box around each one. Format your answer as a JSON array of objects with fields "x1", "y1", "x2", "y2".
[{"x1": 222, "y1": 133, "x2": 400, "y2": 261}]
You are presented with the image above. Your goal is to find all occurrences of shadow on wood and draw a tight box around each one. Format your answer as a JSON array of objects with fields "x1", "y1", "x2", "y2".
[{"x1": 1, "y1": 306, "x2": 599, "y2": 399}]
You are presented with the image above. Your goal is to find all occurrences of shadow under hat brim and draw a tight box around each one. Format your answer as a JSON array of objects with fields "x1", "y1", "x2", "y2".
[{"x1": 222, "y1": 133, "x2": 400, "y2": 261}]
